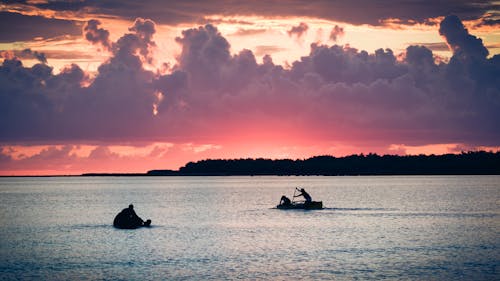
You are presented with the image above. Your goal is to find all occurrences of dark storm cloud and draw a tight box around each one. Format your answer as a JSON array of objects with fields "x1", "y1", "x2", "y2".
[
  {"x1": 0, "y1": 15, "x2": 499, "y2": 146},
  {"x1": 174, "y1": 24, "x2": 231, "y2": 90},
  {"x1": 128, "y1": 18, "x2": 157, "y2": 63},
  {"x1": 4, "y1": 0, "x2": 497, "y2": 26},
  {"x1": 162, "y1": 20, "x2": 499, "y2": 145},
  {"x1": 439, "y1": 15, "x2": 489, "y2": 60},
  {"x1": 73, "y1": 18, "x2": 161, "y2": 139},
  {"x1": 129, "y1": 18, "x2": 156, "y2": 42},
  {"x1": 0, "y1": 18, "x2": 163, "y2": 141},
  {"x1": 0, "y1": 59, "x2": 84, "y2": 140},
  {"x1": 405, "y1": 45, "x2": 434, "y2": 67},
  {"x1": 0, "y1": 12, "x2": 81, "y2": 43},
  {"x1": 28, "y1": 0, "x2": 89, "y2": 12},
  {"x1": 83, "y1": 19, "x2": 111, "y2": 50}
]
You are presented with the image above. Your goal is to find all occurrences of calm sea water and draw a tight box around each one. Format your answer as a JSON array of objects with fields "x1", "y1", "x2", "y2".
[{"x1": 0, "y1": 176, "x2": 498, "y2": 280}]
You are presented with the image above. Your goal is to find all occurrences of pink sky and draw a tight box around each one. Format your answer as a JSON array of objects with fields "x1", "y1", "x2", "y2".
[{"x1": 0, "y1": 1, "x2": 499, "y2": 175}]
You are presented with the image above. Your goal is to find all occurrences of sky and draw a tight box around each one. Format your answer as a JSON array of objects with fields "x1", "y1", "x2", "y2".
[{"x1": 0, "y1": 0, "x2": 499, "y2": 175}]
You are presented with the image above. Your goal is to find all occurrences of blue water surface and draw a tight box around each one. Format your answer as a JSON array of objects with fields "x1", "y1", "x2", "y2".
[{"x1": 0, "y1": 176, "x2": 499, "y2": 280}]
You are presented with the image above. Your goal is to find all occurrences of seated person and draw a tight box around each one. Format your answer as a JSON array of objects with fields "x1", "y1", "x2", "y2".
[
  {"x1": 113, "y1": 204, "x2": 151, "y2": 229},
  {"x1": 294, "y1": 188, "x2": 312, "y2": 203},
  {"x1": 280, "y1": 195, "x2": 292, "y2": 206}
]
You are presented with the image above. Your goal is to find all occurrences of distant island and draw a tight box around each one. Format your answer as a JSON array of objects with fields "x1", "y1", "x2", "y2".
[{"x1": 82, "y1": 151, "x2": 500, "y2": 176}]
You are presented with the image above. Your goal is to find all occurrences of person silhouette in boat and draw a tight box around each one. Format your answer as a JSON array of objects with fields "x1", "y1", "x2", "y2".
[
  {"x1": 295, "y1": 188, "x2": 312, "y2": 204},
  {"x1": 280, "y1": 195, "x2": 292, "y2": 206},
  {"x1": 113, "y1": 204, "x2": 151, "y2": 229}
]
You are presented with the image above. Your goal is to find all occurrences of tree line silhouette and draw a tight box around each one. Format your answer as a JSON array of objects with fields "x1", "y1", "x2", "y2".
[{"x1": 145, "y1": 151, "x2": 500, "y2": 176}]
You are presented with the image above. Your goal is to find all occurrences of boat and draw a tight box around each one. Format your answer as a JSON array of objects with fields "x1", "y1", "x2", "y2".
[
  {"x1": 277, "y1": 201, "x2": 323, "y2": 210},
  {"x1": 276, "y1": 187, "x2": 324, "y2": 210}
]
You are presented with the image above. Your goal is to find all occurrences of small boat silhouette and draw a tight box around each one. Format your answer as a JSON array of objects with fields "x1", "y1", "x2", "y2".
[{"x1": 276, "y1": 187, "x2": 323, "y2": 210}]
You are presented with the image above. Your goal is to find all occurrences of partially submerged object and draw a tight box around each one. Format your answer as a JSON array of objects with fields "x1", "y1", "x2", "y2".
[
  {"x1": 113, "y1": 218, "x2": 151, "y2": 229},
  {"x1": 113, "y1": 204, "x2": 152, "y2": 229},
  {"x1": 277, "y1": 188, "x2": 323, "y2": 210}
]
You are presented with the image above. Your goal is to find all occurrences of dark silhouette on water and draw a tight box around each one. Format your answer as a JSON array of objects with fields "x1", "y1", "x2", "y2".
[
  {"x1": 295, "y1": 188, "x2": 312, "y2": 203},
  {"x1": 277, "y1": 188, "x2": 323, "y2": 210},
  {"x1": 279, "y1": 195, "x2": 291, "y2": 206},
  {"x1": 113, "y1": 204, "x2": 151, "y2": 229}
]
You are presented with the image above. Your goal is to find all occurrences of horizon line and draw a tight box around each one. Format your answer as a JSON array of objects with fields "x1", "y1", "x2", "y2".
[{"x1": 1, "y1": 150, "x2": 498, "y2": 177}]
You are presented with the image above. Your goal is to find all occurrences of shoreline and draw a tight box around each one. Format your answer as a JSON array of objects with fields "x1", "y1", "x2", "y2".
[
  {"x1": 2, "y1": 151, "x2": 499, "y2": 177},
  {"x1": 2, "y1": 173, "x2": 500, "y2": 177}
]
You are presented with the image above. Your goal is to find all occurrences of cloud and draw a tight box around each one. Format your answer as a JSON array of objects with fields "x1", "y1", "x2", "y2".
[
  {"x1": 129, "y1": 18, "x2": 156, "y2": 42},
  {"x1": 182, "y1": 143, "x2": 222, "y2": 153},
  {"x1": 21, "y1": 48, "x2": 47, "y2": 64},
  {"x1": 168, "y1": 19, "x2": 499, "y2": 145},
  {"x1": 0, "y1": 12, "x2": 81, "y2": 43},
  {"x1": 0, "y1": 142, "x2": 214, "y2": 175},
  {"x1": 127, "y1": 18, "x2": 157, "y2": 64},
  {"x1": 0, "y1": 15, "x2": 499, "y2": 150},
  {"x1": 410, "y1": 42, "x2": 450, "y2": 52},
  {"x1": 29, "y1": 50, "x2": 97, "y2": 60},
  {"x1": 329, "y1": 25, "x2": 345, "y2": 42},
  {"x1": 439, "y1": 15, "x2": 489, "y2": 60},
  {"x1": 287, "y1": 22, "x2": 309, "y2": 38},
  {"x1": 473, "y1": 17, "x2": 500, "y2": 28},
  {"x1": 0, "y1": 18, "x2": 163, "y2": 141},
  {"x1": 174, "y1": 24, "x2": 231, "y2": 90},
  {"x1": 2, "y1": 1, "x2": 497, "y2": 27},
  {"x1": 83, "y1": 19, "x2": 111, "y2": 50},
  {"x1": 0, "y1": 48, "x2": 47, "y2": 64}
]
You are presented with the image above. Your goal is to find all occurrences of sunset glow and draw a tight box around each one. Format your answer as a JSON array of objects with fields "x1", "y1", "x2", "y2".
[{"x1": 1, "y1": 1, "x2": 499, "y2": 175}]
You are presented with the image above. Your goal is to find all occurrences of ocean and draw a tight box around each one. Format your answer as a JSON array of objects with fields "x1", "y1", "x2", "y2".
[{"x1": 0, "y1": 176, "x2": 498, "y2": 280}]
